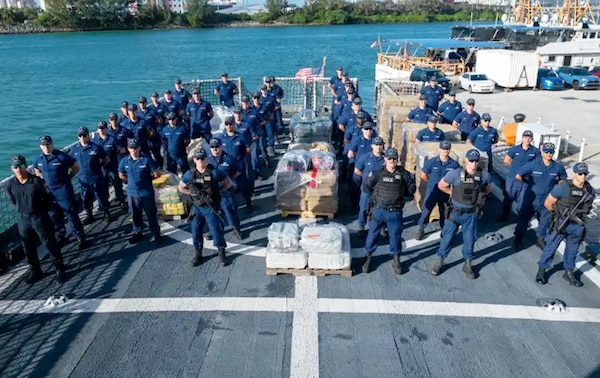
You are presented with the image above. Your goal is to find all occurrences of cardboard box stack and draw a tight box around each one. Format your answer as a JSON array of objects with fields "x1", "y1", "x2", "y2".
[
  {"x1": 265, "y1": 221, "x2": 351, "y2": 270},
  {"x1": 377, "y1": 94, "x2": 418, "y2": 145},
  {"x1": 275, "y1": 147, "x2": 338, "y2": 215},
  {"x1": 152, "y1": 173, "x2": 187, "y2": 217}
]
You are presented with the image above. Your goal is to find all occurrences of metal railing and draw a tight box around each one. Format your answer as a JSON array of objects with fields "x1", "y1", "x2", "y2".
[{"x1": 374, "y1": 79, "x2": 423, "y2": 115}]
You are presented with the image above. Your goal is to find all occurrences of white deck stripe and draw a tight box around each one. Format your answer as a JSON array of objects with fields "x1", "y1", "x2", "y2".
[
  {"x1": 318, "y1": 298, "x2": 600, "y2": 323},
  {"x1": 2, "y1": 296, "x2": 600, "y2": 324},
  {"x1": 290, "y1": 276, "x2": 319, "y2": 378}
]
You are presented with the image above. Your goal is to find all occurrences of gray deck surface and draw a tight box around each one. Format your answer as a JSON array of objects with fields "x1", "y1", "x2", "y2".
[{"x1": 1, "y1": 89, "x2": 600, "y2": 378}]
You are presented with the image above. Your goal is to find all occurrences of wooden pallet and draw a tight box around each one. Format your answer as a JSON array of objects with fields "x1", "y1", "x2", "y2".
[
  {"x1": 266, "y1": 267, "x2": 352, "y2": 278},
  {"x1": 280, "y1": 209, "x2": 335, "y2": 219},
  {"x1": 158, "y1": 214, "x2": 186, "y2": 221}
]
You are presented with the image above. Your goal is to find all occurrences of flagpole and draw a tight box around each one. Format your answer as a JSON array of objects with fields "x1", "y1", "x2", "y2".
[{"x1": 320, "y1": 56, "x2": 327, "y2": 110}]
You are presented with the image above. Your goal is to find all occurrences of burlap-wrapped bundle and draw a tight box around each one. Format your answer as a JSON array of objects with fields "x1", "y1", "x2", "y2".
[
  {"x1": 305, "y1": 171, "x2": 337, "y2": 197},
  {"x1": 305, "y1": 197, "x2": 338, "y2": 213}
]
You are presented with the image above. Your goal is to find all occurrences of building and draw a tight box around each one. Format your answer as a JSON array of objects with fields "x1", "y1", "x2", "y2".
[
  {"x1": 0, "y1": 0, "x2": 37, "y2": 8},
  {"x1": 138, "y1": 0, "x2": 188, "y2": 13}
]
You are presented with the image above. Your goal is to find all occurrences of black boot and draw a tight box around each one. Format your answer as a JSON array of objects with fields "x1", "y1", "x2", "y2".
[
  {"x1": 512, "y1": 236, "x2": 523, "y2": 251},
  {"x1": 191, "y1": 248, "x2": 203, "y2": 267},
  {"x1": 431, "y1": 257, "x2": 444, "y2": 276},
  {"x1": 206, "y1": 233, "x2": 213, "y2": 241},
  {"x1": 246, "y1": 203, "x2": 254, "y2": 214},
  {"x1": 535, "y1": 267, "x2": 547, "y2": 284},
  {"x1": 25, "y1": 269, "x2": 44, "y2": 284},
  {"x1": 496, "y1": 209, "x2": 510, "y2": 222},
  {"x1": 218, "y1": 247, "x2": 228, "y2": 266},
  {"x1": 78, "y1": 236, "x2": 87, "y2": 250},
  {"x1": 563, "y1": 269, "x2": 583, "y2": 287},
  {"x1": 83, "y1": 210, "x2": 94, "y2": 225},
  {"x1": 415, "y1": 227, "x2": 425, "y2": 241},
  {"x1": 462, "y1": 260, "x2": 475, "y2": 279},
  {"x1": 392, "y1": 255, "x2": 402, "y2": 275},
  {"x1": 362, "y1": 255, "x2": 372, "y2": 273},
  {"x1": 357, "y1": 225, "x2": 366, "y2": 236},
  {"x1": 55, "y1": 264, "x2": 67, "y2": 284},
  {"x1": 128, "y1": 232, "x2": 143, "y2": 244},
  {"x1": 104, "y1": 209, "x2": 115, "y2": 223}
]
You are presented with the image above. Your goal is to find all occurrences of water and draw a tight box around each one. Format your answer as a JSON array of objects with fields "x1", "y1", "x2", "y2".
[{"x1": 0, "y1": 22, "x2": 470, "y2": 177}]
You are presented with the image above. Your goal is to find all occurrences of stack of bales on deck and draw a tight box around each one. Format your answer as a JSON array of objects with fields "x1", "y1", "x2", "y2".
[
  {"x1": 152, "y1": 172, "x2": 187, "y2": 217},
  {"x1": 376, "y1": 95, "x2": 419, "y2": 145},
  {"x1": 275, "y1": 110, "x2": 338, "y2": 216}
]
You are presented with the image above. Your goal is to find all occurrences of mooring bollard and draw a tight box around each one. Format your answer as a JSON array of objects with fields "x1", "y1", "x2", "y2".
[{"x1": 563, "y1": 131, "x2": 570, "y2": 155}]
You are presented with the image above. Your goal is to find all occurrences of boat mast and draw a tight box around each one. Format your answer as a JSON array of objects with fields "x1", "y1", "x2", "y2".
[{"x1": 555, "y1": 0, "x2": 596, "y2": 26}]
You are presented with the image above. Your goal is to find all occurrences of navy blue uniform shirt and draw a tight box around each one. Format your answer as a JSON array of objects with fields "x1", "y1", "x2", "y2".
[
  {"x1": 34, "y1": 150, "x2": 76, "y2": 191},
  {"x1": 118, "y1": 154, "x2": 158, "y2": 197},
  {"x1": 70, "y1": 142, "x2": 107, "y2": 181}
]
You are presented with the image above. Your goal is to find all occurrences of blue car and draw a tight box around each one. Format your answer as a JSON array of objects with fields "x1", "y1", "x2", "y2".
[
  {"x1": 555, "y1": 66, "x2": 600, "y2": 90},
  {"x1": 537, "y1": 68, "x2": 564, "y2": 90}
]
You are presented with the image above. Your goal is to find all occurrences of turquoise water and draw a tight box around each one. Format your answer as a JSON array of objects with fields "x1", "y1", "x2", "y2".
[{"x1": 0, "y1": 22, "x2": 472, "y2": 177}]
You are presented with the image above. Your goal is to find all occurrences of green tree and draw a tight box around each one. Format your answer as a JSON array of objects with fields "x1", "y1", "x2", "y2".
[
  {"x1": 266, "y1": 0, "x2": 288, "y2": 21},
  {"x1": 187, "y1": 0, "x2": 214, "y2": 28}
]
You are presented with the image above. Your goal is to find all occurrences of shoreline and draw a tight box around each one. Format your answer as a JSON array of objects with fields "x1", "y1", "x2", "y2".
[{"x1": 0, "y1": 19, "x2": 490, "y2": 36}]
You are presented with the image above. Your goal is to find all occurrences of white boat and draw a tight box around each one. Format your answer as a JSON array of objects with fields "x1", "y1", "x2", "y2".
[{"x1": 537, "y1": 26, "x2": 600, "y2": 69}]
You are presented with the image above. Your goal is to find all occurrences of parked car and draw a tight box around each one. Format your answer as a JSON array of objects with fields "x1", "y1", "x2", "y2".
[
  {"x1": 459, "y1": 72, "x2": 495, "y2": 93},
  {"x1": 409, "y1": 67, "x2": 452, "y2": 93},
  {"x1": 536, "y1": 68, "x2": 565, "y2": 90},
  {"x1": 590, "y1": 67, "x2": 600, "y2": 78},
  {"x1": 555, "y1": 67, "x2": 600, "y2": 90}
]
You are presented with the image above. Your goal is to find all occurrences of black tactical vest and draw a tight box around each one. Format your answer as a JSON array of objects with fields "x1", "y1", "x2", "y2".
[
  {"x1": 190, "y1": 165, "x2": 221, "y2": 207},
  {"x1": 555, "y1": 180, "x2": 594, "y2": 218},
  {"x1": 452, "y1": 168, "x2": 483, "y2": 207},
  {"x1": 373, "y1": 167, "x2": 405, "y2": 209}
]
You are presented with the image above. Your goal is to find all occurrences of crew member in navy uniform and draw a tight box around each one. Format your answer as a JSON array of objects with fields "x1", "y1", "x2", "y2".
[
  {"x1": 123, "y1": 104, "x2": 150, "y2": 156},
  {"x1": 535, "y1": 162, "x2": 595, "y2": 287},
  {"x1": 71, "y1": 126, "x2": 114, "y2": 225},
  {"x1": 34, "y1": 135, "x2": 86, "y2": 249},
  {"x1": 467, "y1": 113, "x2": 498, "y2": 172},
  {"x1": 353, "y1": 137, "x2": 385, "y2": 235},
  {"x1": 416, "y1": 115, "x2": 445, "y2": 142},
  {"x1": 118, "y1": 139, "x2": 162, "y2": 244},
  {"x1": 251, "y1": 91, "x2": 270, "y2": 172},
  {"x1": 222, "y1": 116, "x2": 254, "y2": 213},
  {"x1": 431, "y1": 149, "x2": 492, "y2": 279},
  {"x1": 187, "y1": 89, "x2": 214, "y2": 142},
  {"x1": 419, "y1": 76, "x2": 445, "y2": 111},
  {"x1": 259, "y1": 84, "x2": 277, "y2": 157},
  {"x1": 6, "y1": 155, "x2": 67, "y2": 284},
  {"x1": 415, "y1": 140, "x2": 460, "y2": 240},
  {"x1": 208, "y1": 138, "x2": 243, "y2": 239},
  {"x1": 497, "y1": 129, "x2": 539, "y2": 222},
  {"x1": 162, "y1": 112, "x2": 190, "y2": 175},
  {"x1": 361, "y1": 148, "x2": 416, "y2": 274},
  {"x1": 406, "y1": 95, "x2": 433, "y2": 124},
  {"x1": 179, "y1": 149, "x2": 232, "y2": 267},
  {"x1": 117, "y1": 101, "x2": 130, "y2": 128},
  {"x1": 107, "y1": 112, "x2": 133, "y2": 163},
  {"x1": 328, "y1": 66, "x2": 345, "y2": 97},
  {"x1": 452, "y1": 98, "x2": 480, "y2": 141},
  {"x1": 437, "y1": 91, "x2": 462, "y2": 124},
  {"x1": 514, "y1": 142, "x2": 566, "y2": 251},
  {"x1": 138, "y1": 96, "x2": 163, "y2": 170},
  {"x1": 162, "y1": 89, "x2": 184, "y2": 119},
  {"x1": 214, "y1": 72, "x2": 238, "y2": 107},
  {"x1": 93, "y1": 121, "x2": 126, "y2": 209},
  {"x1": 267, "y1": 76, "x2": 285, "y2": 134},
  {"x1": 173, "y1": 78, "x2": 191, "y2": 110}
]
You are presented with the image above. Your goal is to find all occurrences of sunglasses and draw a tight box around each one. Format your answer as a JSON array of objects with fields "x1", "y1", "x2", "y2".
[
  {"x1": 78, "y1": 134, "x2": 89, "y2": 137},
  {"x1": 194, "y1": 156, "x2": 207, "y2": 160},
  {"x1": 467, "y1": 159, "x2": 479, "y2": 162},
  {"x1": 225, "y1": 123, "x2": 233, "y2": 126},
  {"x1": 577, "y1": 172, "x2": 589, "y2": 176},
  {"x1": 542, "y1": 150, "x2": 555, "y2": 154},
  {"x1": 11, "y1": 163, "x2": 26, "y2": 169}
]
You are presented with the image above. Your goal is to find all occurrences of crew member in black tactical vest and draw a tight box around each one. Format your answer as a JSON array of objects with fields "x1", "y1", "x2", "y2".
[
  {"x1": 431, "y1": 149, "x2": 492, "y2": 279},
  {"x1": 535, "y1": 162, "x2": 595, "y2": 287},
  {"x1": 179, "y1": 149, "x2": 233, "y2": 267},
  {"x1": 6, "y1": 155, "x2": 67, "y2": 284},
  {"x1": 361, "y1": 147, "x2": 416, "y2": 275}
]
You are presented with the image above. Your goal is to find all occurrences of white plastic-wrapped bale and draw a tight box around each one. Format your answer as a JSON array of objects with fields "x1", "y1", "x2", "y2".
[
  {"x1": 266, "y1": 222, "x2": 307, "y2": 269},
  {"x1": 300, "y1": 225, "x2": 343, "y2": 254},
  {"x1": 275, "y1": 150, "x2": 311, "y2": 211},
  {"x1": 305, "y1": 223, "x2": 351, "y2": 270}
]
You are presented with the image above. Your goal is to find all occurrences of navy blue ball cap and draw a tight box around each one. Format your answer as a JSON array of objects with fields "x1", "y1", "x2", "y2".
[
  {"x1": 522, "y1": 130, "x2": 534, "y2": 138},
  {"x1": 233, "y1": 106, "x2": 242, "y2": 114},
  {"x1": 40, "y1": 135, "x2": 53, "y2": 145},
  {"x1": 221, "y1": 72, "x2": 228, "y2": 77},
  {"x1": 342, "y1": 70, "x2": 349, "y2": 77},
  {"x1": 241, "y1": 95, "x2": 250, "y2": 102},
  {"x1": 151, "y1": 91, "x2": 159, "y2": 98},
  {"x1": 138, "y1": 96, "x2": 147, "y2": 103},
  {"x1": 260, "y1": 84, "x2": 268, "y2": 90},
  {"x1": 482, "y1": 113, "x2": 492, "y2": 121},
  {"x1": 429, "y1": 76, "x2": 437, "y2": 82},
  {"x1": 336, "y1": 66, "x2": 343, "y2": 71},
  {"x1": 269, "y1": 75, "x2": 275, "y2": 82},
  {"x1": 97, "y1": 121, "x2": 108, "y2": 129},
  {"x1": 362, "y1": 122, "x2": 374, "y2": 130},
  {"x1": 120, "y1": 101, "x2": 129, "y2": 108},
  {"x1": 252, "y1": 91, "x2": 260, "y2": 98},
  {"x1": 466, "y1": 98, "x2": 475, "y2": 105},
  {"x1": 192, "y1": 89, "x2": 200, "y2": 95},
  {"x1": 127, "y1": 103, "x2": 138, "y2": 112},
  {"x1": 514, "y1": 113, "x2": 526, "y2": 122},
  {"x1": 428, "y1": 115, "x2": 438, "y2": 123},
  {"x1": 11, "y1": 155, "x2": 26, "y2": 166},
  {"x1": 573, "y1": 162, "x2": 589, "y2": 174},
  {"x1": 175, "y1": 78, "x2": 182, "y2": 84},
  {"x1": 209, "y1": 138, "x2": 222, "y2": 148},
  {"x1": 127, "y1": 139, "x2": 139, "y2": 149},
  {"x1": 466, "y1": 149, "x2": 480, "y2": 161},
  {"x1": 448, "y1": 90, "x2": 456, "y2": 96},
  {"x1": 193, "y1": 149, "x2": 207, "y2": 159},
  {"x1": 77, "y1": 126, "x2": 89, "y2": 136},
  {"x1": 373, "y1": 136, "x2": 385, "y2": 145},
  {"x1": 385, "y1": 148, "x2": 399, "y2": 159},
  {"x1": 347, "y1": 88, "x2": 355, "y2": 94},
  {"x1": 108, "y1": 112, "x2": 118, "y2": 120},
  {"x1": 356, "y1": 111, "x2": 365, "y2": 119},
  {"x1": 224, "y1": 116, "x2": 234, "y2": 124},
  {"x1": 352, "y1": 97, "x2": 362, "y2": 105},
  {"x1": 164, "y1": 89, "x2": 172, "y2": 94},
  {"x1": 419, "y1": 94, "x2": 427, "y2": 101},
  {"x1": 439, "y1": 140, "x2": 452, "y2": 150},
  {"x1": 166, "y1": 112, "x2": 177, "y2": 120},
  {"x1": 542, "y1": 142, "x2": 556, "y2": 153}
]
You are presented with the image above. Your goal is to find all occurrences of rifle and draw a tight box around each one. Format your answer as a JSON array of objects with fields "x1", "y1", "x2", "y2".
[
  {"x1": 188, "y1": 185, "x2": 227, "y2": 225},
  {"x1": 553, "y1": 191, "x2": 592, "y2": 234}
]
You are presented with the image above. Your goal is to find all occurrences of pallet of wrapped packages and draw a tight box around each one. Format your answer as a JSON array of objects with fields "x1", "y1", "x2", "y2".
[
  {"x1": 290, "y1": 117, "x2": 332, "y2": 144},
  {"x1": 301, "y1": 223, "x2": 352, "y2": 271},
  {"x1": 288, "y1": 142, "x2": 335, "y2": 154},
  {"x1": 265, "y1": 222, "x2": 308, "y2": 269},
  {"x1": 393, "y1": 122, "x2": 424, "y2": 172},
  {"x1": 275, "y1": 150, "x2": 310, "y2": 211}
]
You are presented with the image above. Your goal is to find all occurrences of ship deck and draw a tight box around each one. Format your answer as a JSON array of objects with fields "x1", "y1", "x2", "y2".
[{"x1": 1, "y1": 89, "x2": 600, "y2": 378}]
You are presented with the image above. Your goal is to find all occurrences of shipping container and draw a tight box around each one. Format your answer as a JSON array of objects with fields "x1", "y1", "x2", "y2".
[{"x1": 475, "y1": 50, "x2": 540, "y2": 89}]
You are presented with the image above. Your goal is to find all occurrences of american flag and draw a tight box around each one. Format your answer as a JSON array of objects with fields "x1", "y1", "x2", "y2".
[
  {"x1": 403, "y1": 45, "x2": 409, "y2": 60},
  {"x1": 295, "y1": 66, "x2": 323, "y2": 82}
]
